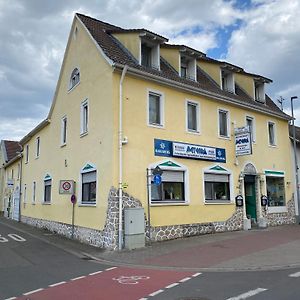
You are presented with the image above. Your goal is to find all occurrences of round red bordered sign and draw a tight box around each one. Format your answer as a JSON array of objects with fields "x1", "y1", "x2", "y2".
[{"x1": 62, "y1": 181, "x2": 71, "y2": 191}]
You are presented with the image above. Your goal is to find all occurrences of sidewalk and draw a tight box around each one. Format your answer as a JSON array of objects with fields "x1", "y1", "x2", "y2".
[{"x1": 1, "y1": 216, "x2": 300, "y2": 271}]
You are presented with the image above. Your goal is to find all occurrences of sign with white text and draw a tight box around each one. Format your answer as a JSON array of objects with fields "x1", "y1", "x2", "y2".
[{"x1": 235, "y1": 126, "x2": 252, "y2": 156}]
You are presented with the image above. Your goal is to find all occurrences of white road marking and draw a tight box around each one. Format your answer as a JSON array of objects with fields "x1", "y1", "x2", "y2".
[
  {"x1": 179, "y1": 277, "x2": 191, "y2": 283},
  {"x1": 23, "y1": 288, "x2": 44, "y2": 295},
  {"x1": 138, "y1": 298, "x2": 148, "y2": 300},
  {"x1": 71, "y1": 275, "x2": 86, "y2": 281},
  {"x1": 89, "y1": 270, "x2": 103, "y2": 276},
  {"x1": 226, "y1": 288, "x2": 268, "y2": 300},
  {"x1": 289, "y1": 271, "x2": 300, "y2": 277},
  {"x1": 4, "y1": 297, "x2": 17, "y2": 300},
  {"x1": 106, "y1": 267, "x2": 117, "y2": 271},
  {"x1": 165, "y1": 282, "x2": 179, "y2": 289},
  {"x1": 49, "y1": 281, "x2": 66, "y2": 287},
  {"x1": 149, "y1": 289, "x2": 164, "y2": 297},
  {"x1": 192, "y1": 272, "x2": 202, "y2": 277}
]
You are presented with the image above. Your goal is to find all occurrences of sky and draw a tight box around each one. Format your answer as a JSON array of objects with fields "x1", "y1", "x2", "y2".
[{"x1": 1, "y1": 0, "x2": 300, "y2": 141}]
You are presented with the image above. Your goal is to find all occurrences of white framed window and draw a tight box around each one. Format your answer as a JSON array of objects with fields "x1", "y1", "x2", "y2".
[
  {"x1": 25, "y1": 144, "x2": 29, "y2": 163},
  {"x1": 218, "y1": 109, "x2": 230, "y2": 138},
  {"x1": 140, "y1": 41, "x2": 160, "y2": 70},
  {"x1": 147, "y1": 90, "x2": 164, "y2": 127},
  {"x1": 254, "y1": 82, "x2": 265, "y2": 103},
  {"x1": 81, "y1": 165, "x2": 97, "y2": 205},
  {"x1": 180, "y1": 55, "x2": 196, "y2": 81},
  {"x1": 69, "y1": 68, "x2": 80, "y2": 90},
  {"x1": 268, "y1": 121, "x2": 276, "y2": 146},
  {"x1": 36, "y1": 137, "x2": 40, "y2": 158},
  {"x1": 221, "y1": 70, "x2": 235, "y2": 93},
  {"x1": 203, "y1": 165, "x2": 233, "y2": 204},
  {"x1": 32, "y1": 181, "x2": 36, "y2": 204},
  {"x1": 61, "y1": 116, "x2": 67, "y2": 145},
  {"x1": 148, "y1": 160, "x2": 189, "y2": 205},
  {"x1": 44, "y1": 177, "x2": 52, "y2": 204},
  {"x1": 80, "y1": 99, "x2": 89, "y2": 135},
  {"x1": 186, "y1": 100, "x2": 200, "y2": 133},
  {"x1": 246, "y1": 116, "x2": 256, "y2": 143}
]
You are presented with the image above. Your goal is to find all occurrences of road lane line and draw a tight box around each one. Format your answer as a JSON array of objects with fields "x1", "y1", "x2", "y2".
[
  {"x1": 192, "y1": 272, "x2": 202, "y2": 277},
  {"x1": 71, "y1": 275, "x2": 86, "y2": 281},
  {"x1": 149, "y1": 289, "x2": 164, "y2": 297},
  {"x1": 179, "y1": 277, "x2": 191, "y2": 282},
  {"x1": 105, "y1": 267, "x2": 117, "y2": 271},
  {"x1": 89, "y1": 270, "x2": 103, "y2": 275},
  {"x1": 226, "y1": 288, "x2": 268, "y2": 300},
  {"x1": 289, "y1": 271, "x2": 300, "y2": 277},
  {"x1": 4, "y1": 297, "x2": 17, "y2": 300},
  {"x1": 165, "y1": 282, "x2": 179, "y2": 289},
  {"x1": 49, "y1": 281, "x2": 66, "y2": 287},
  {"x1": 23, "y1": 288, "x2": 44, "y2": 295}
]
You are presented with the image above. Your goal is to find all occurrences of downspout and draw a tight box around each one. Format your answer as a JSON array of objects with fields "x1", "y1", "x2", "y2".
[
  {"x1": 18, "y1": 153, "x2": 23, "y2": 222},
  {"x1": 118, "y1": 65, "x2": 128, "y2": 250}
]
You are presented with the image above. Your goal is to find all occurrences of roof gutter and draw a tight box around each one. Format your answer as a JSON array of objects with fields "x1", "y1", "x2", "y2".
[
  {"x1": 19, "y1": 119, "x2": 50, "y2": 145},
  {"x1": 113, "y1": 63, "x2": 291, "y2": 121},
  {"x1": 4, "y1": 153, "x2": 22, "y2": 168}
]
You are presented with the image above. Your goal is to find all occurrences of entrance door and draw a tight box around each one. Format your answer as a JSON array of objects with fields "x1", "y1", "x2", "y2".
[
  {"x1": 12, "y1": 187, "x2": 20, "y2": 221},
  {"x1": 244, "y1": 175, "x2": 256, "y2": 221}
]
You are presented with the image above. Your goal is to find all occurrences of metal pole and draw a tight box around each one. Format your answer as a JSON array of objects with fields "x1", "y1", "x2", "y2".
[
  {"x1": 71, "y1": 203, "x2": 75, "y2": 239},
  {"x1": 291, "y1": 96, "x2": 300, "y2": 224},
  {"x1": 146, "y1": 168, "x2": 151, "y2": 243}
]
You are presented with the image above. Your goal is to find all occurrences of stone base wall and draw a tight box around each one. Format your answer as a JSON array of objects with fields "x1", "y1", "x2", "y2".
[
  {"x1": 150, "y1": 207, "x2": 243, "y2": 242},
  {"x1": 265, "y1": 199, "x2": 296, "y2": 226}
]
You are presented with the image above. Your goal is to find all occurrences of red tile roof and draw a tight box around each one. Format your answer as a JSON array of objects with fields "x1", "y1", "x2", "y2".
[{"x1": 2, "y1": 140, "x2": 22, "y2": 162}]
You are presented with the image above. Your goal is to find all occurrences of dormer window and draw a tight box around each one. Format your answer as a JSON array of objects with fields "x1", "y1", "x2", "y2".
[
  {"x1": 69, "y1": 68, "x2": 80, "y2": 90},
  {"x1": 221, "y1": 70, "x2": 235, "y2": 93},
  {"x1": 254, "y1": 82, "x2": 265, "y2": 103},
  {"x1": 180, "y1": 55, "x2": 196, "y2": 81},
  {"x1": 140, "y1": 39, "x2": 160, "y2": 70}
]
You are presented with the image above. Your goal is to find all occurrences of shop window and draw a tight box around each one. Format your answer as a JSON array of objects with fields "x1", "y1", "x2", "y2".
[
  {"x1": 81, "y1": 170, "x2": 97, "y2": 204},
  {"x1": 44, "y1": 179, "x2": 52, "y2": 203},
  {"x1": 204, "y1": 173, "x2": 230, "y2": 202},
  {"x1": 151, "y1": 170, "x2": 185, "y2": 204},
  {"x1": 266, "y1": 176, "x2": 285, "y2": 207}
]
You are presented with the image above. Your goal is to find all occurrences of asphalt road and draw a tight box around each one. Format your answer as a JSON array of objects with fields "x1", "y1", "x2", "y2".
[{"x1": 1, "y1": 220, "x2": 300, "y2": 300}]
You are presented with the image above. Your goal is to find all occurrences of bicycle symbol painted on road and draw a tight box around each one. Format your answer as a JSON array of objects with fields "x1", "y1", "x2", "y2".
[{"x1": 112, "y1": 275, "x2": 150, "y2": 285}]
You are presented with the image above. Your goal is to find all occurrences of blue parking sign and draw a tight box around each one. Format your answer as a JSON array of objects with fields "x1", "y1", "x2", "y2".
[{"x1": 153, "y1": 174, "x2": 162, "y2": 185}]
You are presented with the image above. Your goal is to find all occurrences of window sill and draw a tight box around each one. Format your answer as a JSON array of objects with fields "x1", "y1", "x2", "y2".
[
  {"x1": 31, "y1": 202, "x2": 36, "y2": 205},
  {"x1": 35, "y1": 156, "x2": 39, "y2": 160},
  {"x1": 187, "y1": 129, "x2": 200, "y2": 135},
  {"x1": 204, "y1": 200, "x2": 232, "y2": 205},
  {"x1": 68, "y1": 82, "x2": 80, "y2": 93},
  {"x1": 60, "y1": 143, "x2": 67, "y2": 148},
  {"x1": 148, "y1": 123, "x2": 165, "y2": 129},
  {"x1": 150, "y1": 201, "x2": 188, "y2": 206},
  {"x1": 218, "y1": 135, "x2": 230, "y2": 141},
  {"x1": 268, "y1": 144, "x2": 277, "y2": 148},
  {"x1": 42, "y1": 202, "x2": 51, "y2": 205},
  {"x1": 80, "y1": 131, "x2": 88, "y2": 138},
  {"x1": 79, "y1": 203, "x2": 97, "y2": 207},
  {"x1": 268, "y1": 206, "x2": 287, "y2": 213}
]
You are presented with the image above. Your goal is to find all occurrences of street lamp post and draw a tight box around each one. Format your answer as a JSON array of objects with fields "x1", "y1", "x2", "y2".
[{"x1": 291, "y1": 96, "x2": 300, "y2": 224}]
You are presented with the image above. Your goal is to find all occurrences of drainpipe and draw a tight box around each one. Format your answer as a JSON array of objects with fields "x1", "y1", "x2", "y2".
[{"x1": 118, "y1": 65, "x2": 128, "y2": 250}]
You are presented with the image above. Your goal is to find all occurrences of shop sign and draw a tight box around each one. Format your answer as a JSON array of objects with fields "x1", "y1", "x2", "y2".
[
  {"x1": 154, "y1": 139, "x2": 226, "y2": 163},
  {"x1": 235, "y1": 126, "x2": 252, "y2": 156},
  {"x1": 59, "y1": 180, "x2": 75, "y2": 194}
]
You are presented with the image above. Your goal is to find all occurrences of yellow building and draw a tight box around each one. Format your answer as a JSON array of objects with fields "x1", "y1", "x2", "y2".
[{"x1": 17, "y1": 13, "x2": 295, "y2": 250}]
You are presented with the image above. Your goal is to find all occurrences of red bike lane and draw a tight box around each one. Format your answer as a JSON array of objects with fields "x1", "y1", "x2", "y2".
[{"x1": 16, "y1": 267, "x2": 198, "y2": 300}]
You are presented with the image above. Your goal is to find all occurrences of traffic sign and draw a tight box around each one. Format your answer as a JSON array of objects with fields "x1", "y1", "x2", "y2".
[
  {"x1": 152, "y1": 166, "x2": 163, "y2": 176},
  {"x1": 153, "y1": 174, "x2": 162, "y2": 185}
]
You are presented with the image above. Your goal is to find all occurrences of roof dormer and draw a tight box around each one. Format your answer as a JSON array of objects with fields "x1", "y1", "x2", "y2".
[
  {"x1": 109, "y1": 28, "x2": 167, "y2": 71},
  {"x1": 161, "y1": 44, "x2": 204, "y2": 81},
  {"x1": 221, "y1": 69, "x2": 235, "y2": 93},
  {"x1": 253, "y1": 76, "x2": 271, "y2": 104}
]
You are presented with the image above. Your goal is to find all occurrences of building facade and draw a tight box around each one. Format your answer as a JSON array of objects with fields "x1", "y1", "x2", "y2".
[{"x1": 13, "y1": 14, "x2": 295, "y2": 250}]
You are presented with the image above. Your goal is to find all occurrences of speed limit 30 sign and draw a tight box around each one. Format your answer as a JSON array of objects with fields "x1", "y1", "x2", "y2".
[{"x1": 59, "y1": 180, "x2": 75, "y2": 194}]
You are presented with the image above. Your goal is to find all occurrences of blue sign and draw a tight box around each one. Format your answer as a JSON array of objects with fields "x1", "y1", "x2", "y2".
[
  {"x1": 154, "y1": 139, "x2": 226, "y2": 163},
  {"x1": 154, "y1": 139, "x2": 172, "y2": 157},
  {"x1": 153, "y1": 174, "x2": 162, "y2": 185}
]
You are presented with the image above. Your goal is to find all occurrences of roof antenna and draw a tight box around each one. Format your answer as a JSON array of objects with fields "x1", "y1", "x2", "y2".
[{"x1": 277, "y1": 96, "x2": 285, "y2": 111}]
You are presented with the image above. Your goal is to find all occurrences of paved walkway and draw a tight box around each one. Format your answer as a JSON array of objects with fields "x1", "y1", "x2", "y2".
[{"x1": 1, "y1": 217, "x2": 300, "y2": 271}]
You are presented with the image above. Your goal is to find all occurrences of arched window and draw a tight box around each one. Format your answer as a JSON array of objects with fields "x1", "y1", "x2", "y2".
[{"x1": 69, "y1": 68, "x2": 80, "y2": 90}]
